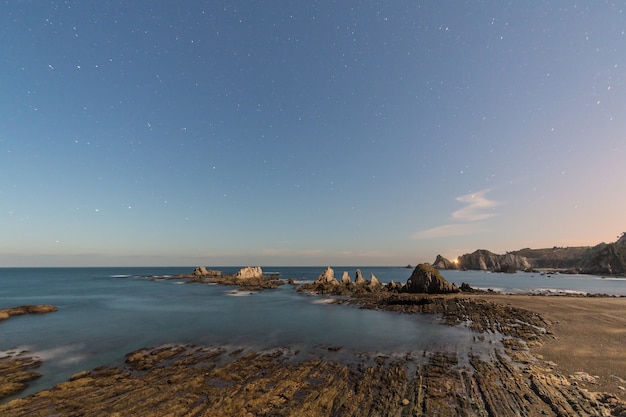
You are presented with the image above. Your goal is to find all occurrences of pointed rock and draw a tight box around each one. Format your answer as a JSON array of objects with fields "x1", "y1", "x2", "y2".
[
  {"x1": 341, "y1": 271, "x2": 351, "y2": 284},
  {"x1": 370, "y1": 273, "x2": 382, "y2": 288},
  {"x1": 315, "y1": 266, "x2": 338, "y2": 285},
  {"x1": 355, "y1": 269, "x2": 366, "y2": 284}
]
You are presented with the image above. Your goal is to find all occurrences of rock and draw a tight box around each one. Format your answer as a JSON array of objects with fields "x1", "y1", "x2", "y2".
[
  {"x1": 0, "y1": 305, "x2": 58, "y2": 321},
  {"x1": 235, "y1": 266, "x2": 263, "y2": 280},
  {"x1": 370, "y1": 274, "x2": 382, "y2": 289},
  {"x1": 432, "y1": 255, "x2": 459, "y2": 270},
  {"x1": 193, "y1": 266, "x2": 209, "y2": 276},
  {"x1": 316, "y1": 266, "x2": 337, "y2": 285},
  {"x1": 404, "y1": 264, "x2": 459, "y2": 294},
  {"x1": 457, "y1": 250, "x2": 531, "y2": 272},
  {"x1": 355, "y1": 269, "x2": 366, "y2": 285},
  {"x1": 341, "y1": 271, "x2": 351, "y2": 284},
  {"x1": 192, "y1": 266, "x2": 221, "y2": 277}
]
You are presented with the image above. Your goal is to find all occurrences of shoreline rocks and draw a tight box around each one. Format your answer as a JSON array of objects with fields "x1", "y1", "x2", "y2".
[
  {"x1": 1, "y1": 305, "x2": 56, "y2": 400},
  {"x1": 0, "y1": 305, "x2": 58, "y2": 321},
  {"x1": 3, "y1": 296, "x2": 626, "y2": 415}
]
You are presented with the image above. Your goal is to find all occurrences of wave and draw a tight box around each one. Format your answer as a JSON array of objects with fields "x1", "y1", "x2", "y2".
[
  {"x1": 110, "y1": 274, "x2": 131, "y2": 278},
  {"x1": 226, "y1": 290, "x2": 256, "y2": 296},
  {"x1": 596, "y1": 277, "x2": 626, "y2": 281}
]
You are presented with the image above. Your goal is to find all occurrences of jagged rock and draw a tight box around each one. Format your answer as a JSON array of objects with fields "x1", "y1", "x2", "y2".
[
  {"x1": 341, "y1": 271, "x2": 351, "y2": 284},
  {"x1": 405, "y1": 264, "x2": 459, "y2": 294},
  {"x1": 355, "y1": 269, "x2": 366, "y2": 285},
  {"x1": 386, "y1": 280, "x2": 403, "y2": 292},
  {"x1": 432, "y1": 255, "x2": 459, "y2": 270},
  {"x1": 316, "y1": 267, "x2": 337, "y2": 285},
  {"x1": 457, "y1": 250, "x2": 531, "y2": 272},
  {"x1": 370, "y1": 274, "x2": 382, "y2": 289},
  {"x1": 193, "y1": 266, "x2": 208, "y2": 276},
  {"x1": 235, "y1": 266, "x2": 263, "y2": 280}
]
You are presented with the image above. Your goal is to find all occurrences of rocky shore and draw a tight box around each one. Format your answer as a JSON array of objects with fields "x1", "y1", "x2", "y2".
[
  {"x1": 2, "y1": 294, "x2": 626, "y2": 416},
  {"x1": 0, "y1": 305, "x2": 58, "y2": 400},
  {"x1": 2, "y1": 272, "x2": 626, "y2": 415}
]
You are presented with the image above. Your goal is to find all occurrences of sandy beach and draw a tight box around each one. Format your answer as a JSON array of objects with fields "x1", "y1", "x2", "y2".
[{"x1": 471, "y1": 294, "x2": 626, "y2": 400}]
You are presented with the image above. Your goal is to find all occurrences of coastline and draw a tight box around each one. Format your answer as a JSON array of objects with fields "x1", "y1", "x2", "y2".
[
  {"x1": 2, "y1": 293, "x2": 626, "y2": 415},
  {"x1": 469, "y1": 293, "x2": 626, "y2": 400}
]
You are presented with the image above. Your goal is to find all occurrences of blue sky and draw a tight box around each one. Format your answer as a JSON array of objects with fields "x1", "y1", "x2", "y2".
[{"x1": 1, "y1": 1, "x2": 625, "y2": 266}]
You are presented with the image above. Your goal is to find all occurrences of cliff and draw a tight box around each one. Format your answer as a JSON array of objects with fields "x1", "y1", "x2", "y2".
[
  {"x1": 433, "y1": 232, "x2": 626, "y2": 275},
  {"x1": 434, "y1": 250, "x2": 531, "y2": 273}
]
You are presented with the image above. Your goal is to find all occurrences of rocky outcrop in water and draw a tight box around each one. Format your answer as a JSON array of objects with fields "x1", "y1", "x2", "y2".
[
  {"x1": 0, "y1": 305, "x2": 58, "y2": 321},
  {"x1": 192, "y1": 266, "x2": 221, "y2": 277},
  {"x1": 301, "y1": 268, "x2": 388, "y2": 295},
  {"x1": 162, "y1": 266, "x2": 282, "y2": 290},
  {"x1": 234, "y1": 266, "x2": 263, "y2": 279},
  {"x1": 432, "y1": 254, "x2": 458, "y2": 270},
  {"x1": 405, "y1": 264, "x2": 459, "y2": 294}
]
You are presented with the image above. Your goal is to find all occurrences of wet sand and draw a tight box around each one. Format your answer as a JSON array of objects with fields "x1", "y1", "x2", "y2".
[{"x1": 471, "y1": 294, "x2": 626, "y2": 400}]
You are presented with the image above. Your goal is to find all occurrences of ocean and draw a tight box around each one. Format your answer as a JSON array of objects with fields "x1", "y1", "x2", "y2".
[{"x1": 1, "y1": 266, "x2": 624, "y2": 402}]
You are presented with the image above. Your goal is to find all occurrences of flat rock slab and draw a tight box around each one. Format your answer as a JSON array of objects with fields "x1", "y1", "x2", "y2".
[{"x1": 2, "y1": 343, "x2": 625, "y2": 416}]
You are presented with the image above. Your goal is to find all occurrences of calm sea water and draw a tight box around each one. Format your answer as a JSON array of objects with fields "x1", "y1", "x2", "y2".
[{"x1": 0, "y1": 266, "x2": 624, "y2": 401}]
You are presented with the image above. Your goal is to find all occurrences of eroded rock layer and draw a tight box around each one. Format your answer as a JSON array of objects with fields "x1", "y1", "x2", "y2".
[{"x1": 2, "y1": 342, "x2": 625, "y2": 417}]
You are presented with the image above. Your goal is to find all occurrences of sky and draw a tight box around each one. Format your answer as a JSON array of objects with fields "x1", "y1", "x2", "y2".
[{"x1": 1, "y1": 1, "x2": 625, "y2": 267}]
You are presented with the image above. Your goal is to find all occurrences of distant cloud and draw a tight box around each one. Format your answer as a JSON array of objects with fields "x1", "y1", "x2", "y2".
[
  {"x1": 451, "y1": 190, "x2": 498, "y2": 222},
  {"x1": 412, "y1": 189, "x2": 498, "y2": 239}
]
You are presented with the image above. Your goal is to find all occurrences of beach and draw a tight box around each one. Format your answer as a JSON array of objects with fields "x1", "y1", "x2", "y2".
[
  {"x1": 470, "y1": 294, "x2": 626, "y2": 400},
  {"x1": 2, "y1": 291, "x2": 626, "y2": 416}
]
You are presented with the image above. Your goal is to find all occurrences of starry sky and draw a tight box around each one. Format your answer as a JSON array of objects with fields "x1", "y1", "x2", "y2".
[{"x1": 2, "y1": 1, "x2": 625, "y2": 267}]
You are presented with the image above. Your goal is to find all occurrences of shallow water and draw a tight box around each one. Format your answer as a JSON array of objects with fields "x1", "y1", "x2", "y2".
[{"x1": 0, "y1": 266, "x2": 623, "y2": 400}]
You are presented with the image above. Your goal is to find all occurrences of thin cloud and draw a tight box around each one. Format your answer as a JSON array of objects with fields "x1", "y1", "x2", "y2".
[
  {"x1": 451, "y1": 190, "x2": 498, "y2": 222},
  {"x1": 412, "y1": 189, "x2": 498, "y2": 239}
]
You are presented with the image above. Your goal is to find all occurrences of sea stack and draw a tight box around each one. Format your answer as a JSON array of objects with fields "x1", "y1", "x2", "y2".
[{"x1": 405, "y1": 264, "x2": 459, "y2": 294}]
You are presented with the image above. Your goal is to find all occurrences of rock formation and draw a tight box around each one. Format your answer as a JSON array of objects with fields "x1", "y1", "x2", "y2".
[
  {"x1": 0, "y1": 305, "x2": 58, "y2": 321},
  {"x1": 355, "y1": 269, "x2": 366, "y2": 285},
  {"x1": 234, "y1": 266, "x2": 263, "y2": 280},
  {"x1": 369, "y1": 274, "x2": 382, "y2": 289},
  {"x1": 192, "y1": 267, "x2": 221, "y2": 277},
  {"x1": 432, "y1": 255, "x2": 459, "y2": 270},
  {"x1": 316, "y1": 267, "x2": 337, "y2": 285},
  {"x1": 341, "y1": 271, "x2": 351, "y2": 284},
  {"x1": 438, "y1": 232, "x2": 626, "y2": 275},
  {"x1": 456, "y1": 250, "x2": 531, "y2": 272},
  {"x1": 405, "y1": 264, "x2": 459, "y2": 294}
]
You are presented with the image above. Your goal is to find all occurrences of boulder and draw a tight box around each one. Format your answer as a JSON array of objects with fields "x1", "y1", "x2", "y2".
[
  {"x1": 355, "y1": 269, "x2": 366, "y2": 285},
  {"x1": 235, "y1": 266, "x2": 263, "y2": 280},
  {"x1": 341, "y1": 271, "x2": 351, "y2": 284},
  {"x1": 405, "y1": 264, "x2": 459, "y2": 294}
]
